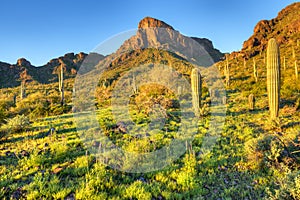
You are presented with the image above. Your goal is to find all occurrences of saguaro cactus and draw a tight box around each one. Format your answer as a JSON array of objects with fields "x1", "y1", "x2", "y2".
[
  {"x1": 225, "y1": 55, "x2": 230, "y2": 86},
  {"x1": 13, "y1": 94, "x2": 17, "y2": 105},
  {"x1": 248, "y1": 94, "x2": 255, "y2": 111},
  {"x1": 292, "y1": 46, "x2": 296, "y2": 58},
  {"x1": 20, "y1": 81, "x2": 26, "y2": 100},
  {"x1": 295, "y1": 60, "x2": 298, "y2": 80},
  {"x1": 58, "y1": 62, "x2": 65, "y2": 106},
  {"x1": 253, "y1": 58, "x2": 258, "y2": 82},
  {"x1": 131, "y1": 75, "x2": 138, "y2": 95},
  {"x1": 191, "y1": 68, "x2": 202, "y2": 116},
  {"x1": 267, "y1": 38, "x2": 281, "y2": 119},
  {"x1": 293, "y1": 46, "x2": 298, "y2": 79},
  {"x1": 283, "y1": 56, "x2": 286, "y2": 71}
]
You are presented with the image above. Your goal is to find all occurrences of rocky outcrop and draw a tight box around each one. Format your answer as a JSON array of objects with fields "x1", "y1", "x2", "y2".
[
  {"x1": 17, "y1": 58, "x2": 31, "y2": 67},
  {"x1": 138, "y1": 17, "x2": 174, "y2": 30},
  {"x1": 242, "y1": 2, "x2": 300, "y2": 56}
]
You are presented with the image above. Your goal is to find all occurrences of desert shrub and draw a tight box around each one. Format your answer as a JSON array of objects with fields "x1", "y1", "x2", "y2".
[
  {"x1": 124, "y1": 180, "x2": 152, "y2": 200},
  {"x1": 50, "y1": 104, "x2": 72, "y2": 116},
  {"x1": 0, "y1": 99, "x2": 14, "y2": 110},
  {"x1": 29, "y1": 100, "x2": 50, "y2": 120},
  {"x1": 199, "y1": 103, "x2": 210, "y2": 117},
  {"x1": 1, "y1": 114, "x2": 30, "y2": 133},
  {"x1": 244, "y1": 135, "x2": 284, "y2": 169},
  {"x1": 0, "y1": 109, "x2": 6, "y2": 124},
  {"x1": 14, "y1": 92, "x2": 50, "y2": 117},
  {"x1": 25, "y1": 171, "x2": 62, "y2": 200},
  {"x1": 0, "y1": 99, "x2": 14, "y2": 124},
  {"x1": 266, "y1": 171, "x2": 300, "y2": 200},
  {"x1": 131, "y1": 84, "x2": 178, "y2": 115}
]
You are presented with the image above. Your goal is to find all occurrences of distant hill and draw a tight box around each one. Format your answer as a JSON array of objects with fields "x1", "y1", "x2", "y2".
[{"x1": 0, "y1": 52, "x2": 105, "y2": 88}]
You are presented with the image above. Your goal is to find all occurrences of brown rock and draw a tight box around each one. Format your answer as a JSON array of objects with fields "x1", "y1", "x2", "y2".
[
  {"x1": 53, "y1": 167, "x2": 64, "y2": 174},
  {"x1": 138, "y1": 17, "x2": 174, "y2": 30},
  {"x1": 116, "y1": 121, "x2": 128, "y2": 134},
  {"x1": 253, "y1": 20, "x2": 272, "y2": 34}
]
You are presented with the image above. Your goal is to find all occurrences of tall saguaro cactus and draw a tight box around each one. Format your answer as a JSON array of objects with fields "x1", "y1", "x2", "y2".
[
  {"x1": 253, "y1": 58, "x2": 258, "y2": 82},
  {"x1": 267, "y1": 38, "x2": 281, "y2": 119},
  {"x1": 293, "y1": 45, "x2": 298, "y2": 80},
  {"x1": 248, "y1": 94, "x2": 255, "y2": 111},
  {"x1": 20, "y1": 81, "x2": 26, "y2": 100},
  {"x1": 58, "y1": 62, "x2": 65, "y2": 106},
  {"x1": 295, "y1": 61, "x2": 298, "y2": 80},
  {"x1": 283, "y1": 56, "x2": 286, "y2": 71},
  {"x1": 191, "y1": 68, "x2": 202, "y2": 116},
  {"x1": 225, "y1": 55, "x2": 230, "y2": 86}
]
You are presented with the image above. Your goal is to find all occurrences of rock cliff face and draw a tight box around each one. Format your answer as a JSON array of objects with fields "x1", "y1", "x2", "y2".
[
  {"x1": 117, "y1": 17, "x2": 223, "y2": 66},
  {"x1": 191, "y1": 37, "x2": 224, "y2": 62},
  {"x1": 242, "y1": 2, "x2": 300, "y2": 57}
]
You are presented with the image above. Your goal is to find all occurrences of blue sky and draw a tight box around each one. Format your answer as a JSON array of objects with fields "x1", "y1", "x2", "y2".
[{"x1": 0, "y1": 0, "x2": 298, "y2": 66}]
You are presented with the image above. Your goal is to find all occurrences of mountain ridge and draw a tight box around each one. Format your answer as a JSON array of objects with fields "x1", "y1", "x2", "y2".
[{"x1": 0, "y1": 17, "x2": 223, "y2": 88}]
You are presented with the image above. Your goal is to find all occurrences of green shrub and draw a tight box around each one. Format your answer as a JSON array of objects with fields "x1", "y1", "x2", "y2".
[
  {"x1": 0, "y1": 109, "x2": 5, "y2": 124},
  {"x1": 50, "y1": 104, "x2": 72, "y2": 116},
  {"x1": 244, "y1": 135, "x2": 284, "y2": 169},
  {"x1": 266, "y1": 171, "x2": 300, "y2": 199},
  {"x1": 124, "y1": 180, "x2": 152, "y2": 200},
  {"x1": 1, "y1": 114, "x2": 30, "y2": 133}
]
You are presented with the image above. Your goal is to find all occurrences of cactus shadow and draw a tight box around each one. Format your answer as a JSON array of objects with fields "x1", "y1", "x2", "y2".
[
  {"x1": 229, "y1": 107, "x2": 267, "y2": 116},
  {"x1": 245, "y1": 121, "x2": 265, "y2": 134},
  {"x1": 231, "y1": 75, "x2": 251, "y2": 81},
  {"x1": 0, "y1": 130, "x2": 54, "y2": 145}
]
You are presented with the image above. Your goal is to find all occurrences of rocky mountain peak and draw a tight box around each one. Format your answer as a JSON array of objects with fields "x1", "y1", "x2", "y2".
[
  {"x1": 116, "y1": 17, "x2": 223, "y2": 65},
  {"x1": 138, "y1": 17, "x2": 174, "y2": 30},
  {"x1": 17, "y1": 58, "x2": 31, "y2": 67}
]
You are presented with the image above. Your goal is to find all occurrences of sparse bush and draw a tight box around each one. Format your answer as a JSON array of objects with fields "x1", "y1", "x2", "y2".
[
  {"x1": 0, "y1": 109, "x2": 6, "y2": 124},
  {"x1": 1, "y1": 114, "x2": 30, "y2": 134},
  {"x1": 124, "y1": 181, "x2": 152, "y2": 200},
  {"x1": 245, "y1": 135, "x2": 284, "y2": 169},
  {"x1": 266, "y1": 171, "x2": 300, "y2": 200},
  {"x1": 49, "y1": 104, "x2": 72, "y2": 116},
  {"x1": 199, "y1": 103, "x2": 210, "y2": 117}
]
